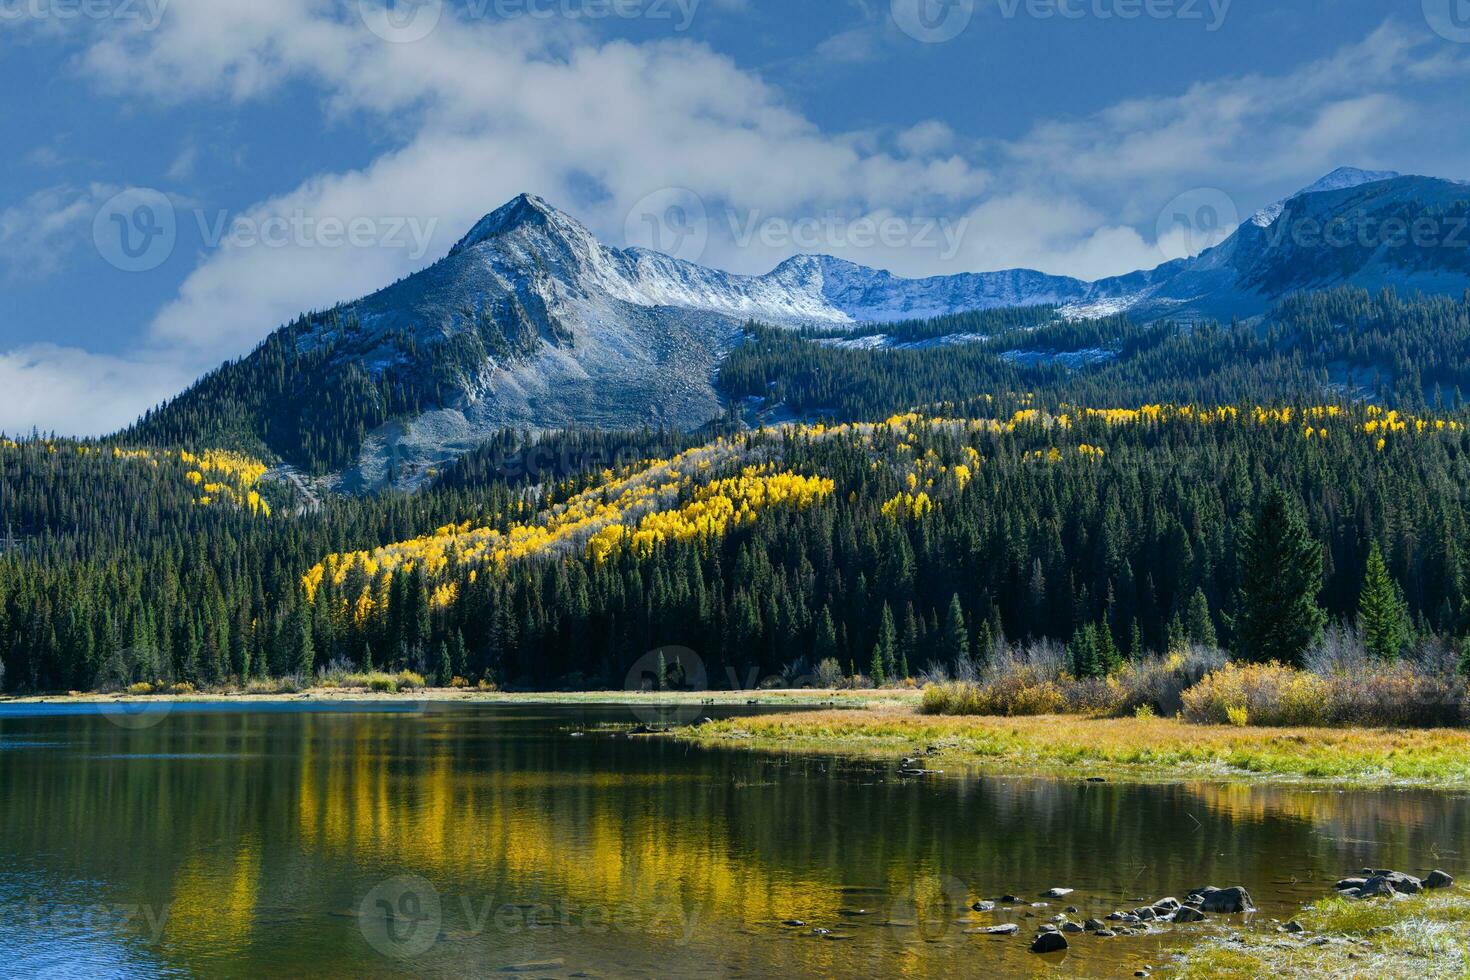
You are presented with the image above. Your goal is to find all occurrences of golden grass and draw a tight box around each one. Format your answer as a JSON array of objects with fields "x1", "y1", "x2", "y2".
[
  {"x1": 687, "y1": 703, "x2": 1470, "y2": 787},
  {"x1": 1171, "y1": 888, "x2": 1470, "y2": 978}
]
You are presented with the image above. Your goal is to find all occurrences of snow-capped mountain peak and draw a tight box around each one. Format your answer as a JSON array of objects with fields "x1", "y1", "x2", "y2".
[
  {"x1": 154, "y1": 173, "x2": 1470, "y2": 488},
  {"x1": 1296, "y1": 167, "x2": 1402, "y2": 196}
]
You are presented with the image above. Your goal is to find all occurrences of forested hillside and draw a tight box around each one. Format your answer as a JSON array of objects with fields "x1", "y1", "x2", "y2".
[
  {"x1": 5, "y1": 384, "x2": 1470, "y2": 693},
  {"x1": 724, "y1": 288, "x2": 1470, "y2": 422}
]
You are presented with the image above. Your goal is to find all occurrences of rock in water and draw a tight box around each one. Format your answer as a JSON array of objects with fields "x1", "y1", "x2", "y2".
[
  {"x1": 1195, "y1": 886, "x2": 1255, "y2": 913},
  {"x1": 1030, "y1": 932, "x2": 1068, "y2": 954},
  {"x1": 982, "y1": 924, "x2": 1019, "y2": 936},
  {"x1": 1042, "y1": 887, "x2": 1074, "y2": 898},
  {"x1": 1172, "y1": 907, "x2": 1207, "y2": 923}
]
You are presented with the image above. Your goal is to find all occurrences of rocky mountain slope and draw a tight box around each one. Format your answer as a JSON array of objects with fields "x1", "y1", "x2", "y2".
[{"x1": 130, "y1": 169, "x2": 1470, "y2": 488}]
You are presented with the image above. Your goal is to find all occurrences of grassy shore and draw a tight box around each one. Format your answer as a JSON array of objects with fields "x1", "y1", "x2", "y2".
[
  {"x1": 681, "y1": 702, "x2": 1470, "y2": 789},
  {"x1": 0, "y1": 687, "x2": 913, "y2": 709},
  {"x1": 1170, "y1": 887, "x2": 1470, "y2": 978}
]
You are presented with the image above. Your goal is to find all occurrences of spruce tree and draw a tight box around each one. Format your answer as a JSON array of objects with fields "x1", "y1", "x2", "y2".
[
  {"x1": 871, "y1": 603, "x2": 897, "y2": 685},
  {"x1": 1234, "y1": 488, "x2": 1326, "y2": 665},
  {"x1": 942, "y1": 595, "x2": 970, "y2": 666},
  {"x1": 1184, "y1": 588, "x2": 1217, "y2": 648},
  {"x1": 1359, "y1": 543, "x2": 1411, "y2": 661}
]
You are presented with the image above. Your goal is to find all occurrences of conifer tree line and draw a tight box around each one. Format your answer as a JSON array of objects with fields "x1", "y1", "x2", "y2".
[
  {"x1": 5, "y1": 394, "x2": 1468, "y2": 693},
  {"x1": 4, "y1": 286, "x2": 1470, "y2": 693}
]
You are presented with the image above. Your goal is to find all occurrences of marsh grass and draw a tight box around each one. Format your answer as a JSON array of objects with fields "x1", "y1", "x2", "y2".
[
  {"x1": 1173, "y1": 888, "x2": 1470, "y2": 978},
  {"x1": 689, "y1": 706, "x2": 1470, "y2": 787}
]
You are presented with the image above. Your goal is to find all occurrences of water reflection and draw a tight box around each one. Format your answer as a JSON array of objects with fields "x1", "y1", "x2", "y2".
[{"x1": 1, "y1": 704, "x2": 1466, "y2": 978}]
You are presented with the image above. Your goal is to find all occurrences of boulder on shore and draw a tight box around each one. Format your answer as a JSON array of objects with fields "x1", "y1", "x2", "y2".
[{"x1": 1425, "y1": 870, "x2": 1455, "y2": 890}]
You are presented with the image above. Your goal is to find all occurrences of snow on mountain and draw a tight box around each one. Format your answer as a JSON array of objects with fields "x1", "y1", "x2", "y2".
[
  {"x1": 166, "y1": 171, "x2": 1470, "y2": 487},
  {"x1": 1297, "y1": 167, "x2": 1402, "y2": 195}
]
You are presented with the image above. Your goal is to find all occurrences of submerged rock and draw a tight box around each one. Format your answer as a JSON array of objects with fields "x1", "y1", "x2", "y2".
[
  {"x1": 980, "y1": 923, "x2": 1019, "y2": 936},
  {"x1": 1042, "y1": 887, "x2": 1074, "y2": 899}
]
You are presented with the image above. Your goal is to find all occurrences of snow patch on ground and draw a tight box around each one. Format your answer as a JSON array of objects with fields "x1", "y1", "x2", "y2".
[{"x1": 815, "y1": 332, "x2": 990, "y2": 351}]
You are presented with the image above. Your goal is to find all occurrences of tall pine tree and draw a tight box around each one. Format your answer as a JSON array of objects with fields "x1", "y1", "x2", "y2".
[{"x1": 1234, "y1": 488, "x2": 1325, "y2": 665}]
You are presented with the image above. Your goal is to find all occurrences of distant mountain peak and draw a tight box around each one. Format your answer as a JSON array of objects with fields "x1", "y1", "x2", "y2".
[
  {"x1": 449, "y1": 193, "x2": 582, "y2": 257},
  {"x1": 1296, "y1": 167, "x2": 1402, "y2": 197}
]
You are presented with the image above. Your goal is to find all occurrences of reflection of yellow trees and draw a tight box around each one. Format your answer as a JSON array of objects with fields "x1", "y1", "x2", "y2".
[
  {"x1": 1186, "y1": 781, "x2": 1438, "y2": 835},
  {"x1": 291, "y1": 722, "x2": 849, "y2": 947},
  {"x1": 167, "y1": 839, "x2": 261, "y2": 946}
]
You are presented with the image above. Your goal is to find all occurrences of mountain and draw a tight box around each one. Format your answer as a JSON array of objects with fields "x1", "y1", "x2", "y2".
[{"x1": 130, "y1": 171, "x2": 1470, "y2": 487}]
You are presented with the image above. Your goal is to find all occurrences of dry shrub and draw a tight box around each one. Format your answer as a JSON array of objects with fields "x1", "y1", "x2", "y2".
[
  {"x1": 922, "y1": 642, "x2": 1225, "y2": 718},
  {"x1": 1182, "y1": 658, "x2": 1467, "y2": 728},
  {"x1": 1181, "y1": 663, "x2": 1331, "y2": 726}
]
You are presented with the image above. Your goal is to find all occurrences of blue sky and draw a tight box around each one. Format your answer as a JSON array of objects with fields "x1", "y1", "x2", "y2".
[{"x1": 3, "y1": 0, "x2": 1470, "y2": 433}]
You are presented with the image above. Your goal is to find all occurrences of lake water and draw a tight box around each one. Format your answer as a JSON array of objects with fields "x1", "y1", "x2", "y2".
[{"x1": 0, "y1": 702, "x2": 1464, "y2": 978}]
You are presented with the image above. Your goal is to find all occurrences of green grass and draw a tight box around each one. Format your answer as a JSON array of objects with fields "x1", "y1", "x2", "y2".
[
  {"x1": 1171, "y1": 888, "x2": 1470, "y2": 978},
  {"x1": 684, "y1": 706, "x2": 1470, "y2": 788}
]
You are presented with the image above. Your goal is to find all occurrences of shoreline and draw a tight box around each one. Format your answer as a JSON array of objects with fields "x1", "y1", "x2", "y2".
[
  {"x1": 11, "y1": 687, "x2": 1470, "y2": 792},
  {"x1": 0, "y1": 687, "x2": 913, "y2": 709},
  {"x1": 673, "y1": 701, "x2": 1470, "y2": 792}
]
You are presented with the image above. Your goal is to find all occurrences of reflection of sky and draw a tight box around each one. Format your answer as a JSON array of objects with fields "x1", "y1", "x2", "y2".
[{"x1": 0, "y1": 871, "x2": 182, "y2": 979}]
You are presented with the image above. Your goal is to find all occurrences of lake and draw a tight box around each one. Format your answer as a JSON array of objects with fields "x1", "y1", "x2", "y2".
[{"x1": 0, "y1": 702, "x2": 1463, "y2": 977}]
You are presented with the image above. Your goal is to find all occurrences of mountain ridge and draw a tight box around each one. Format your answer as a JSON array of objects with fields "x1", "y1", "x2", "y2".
[{"x1": 129, "y1": 169, "x2": 1470, "y2": 488}]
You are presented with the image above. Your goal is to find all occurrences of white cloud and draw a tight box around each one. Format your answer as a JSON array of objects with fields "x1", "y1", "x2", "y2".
[
  {"x1": 0, "y1": 345, "x2": 194, "y2": 437},
  {"x1": 6, "y1": 10, "x2": 1470, "y2": 435},
  {"x1": 0, "y1": 184, "x2": 115, "y2": 283}
]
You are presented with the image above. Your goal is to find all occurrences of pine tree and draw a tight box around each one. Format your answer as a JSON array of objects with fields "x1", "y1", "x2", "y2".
[
  {"x1": 871, "y1": 603, "x2": 897, "y2": 685},
  {"x1": 1068, "y1": 624, "x2": 1098, "y2": 679},
  {"x1": 292, "y1": 606, "x2": 315, "y2": 677},
  {"x1": 814, "y1": 607, "x2": 839, "y2": 664},
  {"x1": 1097, "y1": 621, "x2": 1122, "y2": 676},
  {"x1": 1184, "y1": 588, "x2": 1216, "y2": 648},
  {"x1": 1234, "y1": 488, "x2": 1326, "y2": 666},
  {"x1": 1359, "y1": 543, "x2": 1411, "y2": 661},
  {"x1": 942, "y1": 595, "x2": 970, "y2": 667}
]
